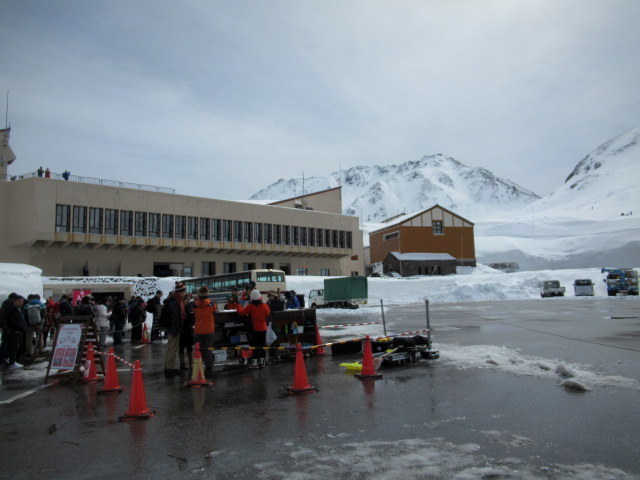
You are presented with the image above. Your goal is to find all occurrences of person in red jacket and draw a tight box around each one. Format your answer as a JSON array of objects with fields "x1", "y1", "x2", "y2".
[
  {"x1": 193, "y1": 286, "x2": 217, "y2": 375},
  {"x1": 236, "y1": 290, "x2": 270, "y2": 368}
]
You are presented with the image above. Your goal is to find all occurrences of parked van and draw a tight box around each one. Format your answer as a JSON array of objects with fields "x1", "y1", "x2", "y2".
[{"x1": 573, "y1": 279, "x2": 594, "y2": 296}]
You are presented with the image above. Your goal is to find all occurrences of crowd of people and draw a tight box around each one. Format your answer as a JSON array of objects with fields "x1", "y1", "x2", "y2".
[
  {"x1": 0, "y1": 292, "x2": 151, "y2": 373},
  {"x1": 1, "y1": 281, "x2": 304, "y2": 376}
]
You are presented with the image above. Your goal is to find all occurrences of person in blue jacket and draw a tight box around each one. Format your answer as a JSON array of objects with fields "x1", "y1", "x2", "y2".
[{"x1": 285, "y1": 290, "x2": 300, "y2": 309}]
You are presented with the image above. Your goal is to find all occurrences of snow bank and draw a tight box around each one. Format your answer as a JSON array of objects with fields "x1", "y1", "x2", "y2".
[
  {"x1": 287, "y1": 266, "x2": 630, "y2": 305},
  {"x1": 440, "y1": 344, "x2": 640, "y2": 391},
  {"x1": 0, "y1": 263, "x2": 43, "y2": 300},
  {"x1": 251, "y1": 437, "x2": 637, "y2": 479}
]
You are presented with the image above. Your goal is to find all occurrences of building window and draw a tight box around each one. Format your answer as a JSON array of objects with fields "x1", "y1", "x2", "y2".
[
  {"x1": 433, "y1": 221, "x2": 443, "y2": 235},
  {"x1": 88, "y1": 208, "x2": 103, "y2": 234},
  {"x1": 279, "y1": 264, "x2": 291, "y2": 275},
  {"x1": 135, "y1": 212, "x2": 147, "y2": 237},
  {"x1": 162, "y1": 214, "x2": 174, "y2": 238},
  {"x1": 72, "y1": 206, "x2": 87, "y2": 233},
  {"x1": 264, "y1": 223, "x2": 272, "y2": 244},
  {"x1": 308, "y1": 227, "x2": 315, "y2": 247},
  {"x1": 212, "y1": 219, "x2": 222, "y2": 241},
  {"x1": 255, "y1": 223, "x2": 262, "y2": 243},
  {"x1": 105, "y1": 209, "x2": 118, "y2": 235},
  {"x1": 325, "y1": 229, "x2": 331, "y2": 247},
  {"x1": 56, "y1": 204, "x2": 70, "y2": 232},
  {"x1": 175, "y1": 215, "x2": 186, "y2": 239},
  {"x1": 292, "y1": 226, "x2": 299, "y2": 246},
  {"x1": 120, "y1": 210, "x2": 133, "y2": 236},
  {"x1": 234, "y1": 221, "x2": 243, "y2": 242},
  {"x1": 339, "y1": 230, "x2": 345, "y2": 248},
  {"x1": 383, "y1": 231, "x2": 399, "y2": 241},
  {"x1": 188, "y1": 217, "x2": 198, "y2": 240},
  {"x1": 283, "y1": 225, "x2": 290, "y2": 245},
  {"x1": 351, "y1": 271, "x2": 359, "y2": 276},
  {"x1": 262, "y1": 262, "x2": 274, "y2": 269},
  {"x1": 202, "y1": 262, "x2": 215, "y2": 276},
  {"x1": 319, "y1": 268, "x2": 330, "y2": 276},
  {"x1": 222, "y1": 220, "x2": 232, "y2": 241},
  {"x1": 347, "y1": 231, "x2": 352, "y2": 249},
  {"x1": 199, "y1": 218, "x2": 210, "y2": 240},
  {"x1": 243, "y1": 262, "x2": 256, "y2": 271},
  {"x1": 223, "y1": 262, "x2": 236, "y2": 274},
  {"x1": 300, "y1": 227, "x2": 307, "y2": 246},
  {"x1": 317, "y1": 228, "x2": 324, "y2": 247},
  {"x1": 149, "y1": 213, "x2": 161, "y2": 238},
  {"x1": 296, "y1": 268, "x2": 308, "y2": 276},
  {"x1": 243, "y1": 221, "x2": 253, "y2": 243},
  {"x1": 274, "y1": 224, "x2": 281, "y2": 245},
  {"x1": 332, "y1": 230, "x2": 338, "y2": 248}
]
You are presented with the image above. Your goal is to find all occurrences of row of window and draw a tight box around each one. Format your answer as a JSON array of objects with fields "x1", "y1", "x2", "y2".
[
  {"x1": 55, "y1": 205, "x2": 353, "y2": 249},
  {"x1": 381, "y1": 221, "x2": 444, "y2": 242}
]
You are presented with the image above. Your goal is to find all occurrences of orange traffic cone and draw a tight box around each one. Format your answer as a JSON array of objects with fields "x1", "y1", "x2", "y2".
[
  {"x1": 184, "y1": 342, "x2": 210, "y2": 388},
  {"x1": 81, "y1": 343, "x2": 101, "y2": 383},
  {"x1": 119, "y1": 360, "x2": 155, "y2": 420},
  {"x1": 98, "y1": 347, "x2": 126, "y2": 393},
  {"x1": 141, "y1": 324, "x2": 151, "y2": 344},
  {"x1": 355, "y1": 336, "x2": 382, "y2": 380},
  {"x1": 314, "y1": 325, "x2": 325, "y2": 355},
  {"x1": 288, "y1": 343, "x2": 316, "y2": 394}
]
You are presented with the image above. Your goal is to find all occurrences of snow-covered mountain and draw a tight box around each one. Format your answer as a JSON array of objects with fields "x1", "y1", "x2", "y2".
[
  {"x1": 249, "y1": 155, "x2": 540, "y2": 222},
  {"x1": 475, "y1": 127, "x2": 640, "y2": 270}
]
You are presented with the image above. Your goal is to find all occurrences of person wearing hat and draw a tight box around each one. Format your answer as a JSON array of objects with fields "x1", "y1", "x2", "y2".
[
  {"x1": 224, "y1": 287, "x2": 240, "y2": 310},
  {"x1": 164, "y1": 281, "x2": 187, "y2": 376},
  {"x1": 267, "y1": 290, "x2": 284, "y2": 312},
  {"x1": 193, "y1": 286, "x2": 217, "y2": 375},
  {"x1": 236, "y1": 290, "x2": 270, "y2": 368}
]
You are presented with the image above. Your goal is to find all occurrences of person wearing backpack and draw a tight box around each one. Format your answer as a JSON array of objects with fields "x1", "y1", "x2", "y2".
[
  {"x1": 163, "y1": 281, "x2": 187, "y2": 376},
  {"x1": 24, "y1": 294, "x2": 46, "y2": 360}
]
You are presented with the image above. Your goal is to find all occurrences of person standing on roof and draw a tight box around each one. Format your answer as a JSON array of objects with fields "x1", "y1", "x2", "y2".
[{"x1": 236, "y1": 290, "x2": 270, "y2": 368}]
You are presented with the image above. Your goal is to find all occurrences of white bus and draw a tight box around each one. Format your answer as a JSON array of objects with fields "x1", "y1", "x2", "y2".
[{"x1": 184, "y1": 269, "x2": 286, "y2": 306}]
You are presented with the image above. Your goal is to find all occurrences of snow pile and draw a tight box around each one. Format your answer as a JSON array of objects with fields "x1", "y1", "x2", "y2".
[
  {"x1": 250, "y1": 437, "x2": 637, "y2": 479},
  {"x1": 287, "y1": 267, "x2": 624, "y2": 305},
  {"x1": 0, "y1": 263, "x2": 43, "y2": 300},
  {"x1": 42, "y1": 275, "x2": 182, "y2": 300},
  {"x1": 440, "y1": 344, "x2": 640, "y2": 391}
]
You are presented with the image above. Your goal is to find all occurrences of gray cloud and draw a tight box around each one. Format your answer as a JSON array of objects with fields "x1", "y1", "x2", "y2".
[{"x1": 1, "y1": 0, "x2": 638, "y2": 199}]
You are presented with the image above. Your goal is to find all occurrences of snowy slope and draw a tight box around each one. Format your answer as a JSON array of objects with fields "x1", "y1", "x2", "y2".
[
  {"x1": 0, "y1": 263, "x2": 43, "y2": 299},
  {"x1": 474, "y1": 127, "x2": 640, "y2": 270},
  {"x1": 250, "y1": 155, "x2": 539, "y2": 222}
]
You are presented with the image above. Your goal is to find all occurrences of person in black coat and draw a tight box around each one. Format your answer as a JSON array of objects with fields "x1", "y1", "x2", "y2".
[
  {"x1": 1, "y1": 295, "x2": 26, "y2": 369},
  {"x1": 111, "y1": 298, "x2": 128, "y2": 345},
  {"x1": 129, "y1": 297, "x2": 146, "y2": 344},
  {"x1": 58, "y1": 295, "x2": 73, "y2": 317},
  {"x1": 164, "y1": 282, "x2": 187, "y2": 375}
]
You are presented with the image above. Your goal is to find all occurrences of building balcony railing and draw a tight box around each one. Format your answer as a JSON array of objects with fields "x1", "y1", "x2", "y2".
[{"x1": 1, "y1": 171, "x2": 175, "y2": 194}]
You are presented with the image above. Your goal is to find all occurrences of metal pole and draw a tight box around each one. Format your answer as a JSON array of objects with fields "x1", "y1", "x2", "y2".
[
  {"x1": 425, "y1": 299, "x2": 432, "y2": 349},
  {"x1": 380, "y1": 299, "x2": 387, "y2": 336}
]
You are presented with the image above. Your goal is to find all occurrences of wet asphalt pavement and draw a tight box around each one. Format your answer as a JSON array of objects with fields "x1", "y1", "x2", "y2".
[{"x1": 0, "y1": 298, "x2": 639, "y2": 479}]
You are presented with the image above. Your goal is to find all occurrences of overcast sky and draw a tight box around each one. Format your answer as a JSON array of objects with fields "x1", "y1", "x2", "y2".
[{"x1": 1, "y1": 1, "x2": 639, "y2": 200}]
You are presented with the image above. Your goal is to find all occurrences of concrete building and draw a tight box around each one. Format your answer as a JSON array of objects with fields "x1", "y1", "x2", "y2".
[
  {"x1": 369, "y1": 205, "x2": 475, "y2": 276},
  {"x1": 0, "y1": 173, "x2": 364, "y2": 277}
]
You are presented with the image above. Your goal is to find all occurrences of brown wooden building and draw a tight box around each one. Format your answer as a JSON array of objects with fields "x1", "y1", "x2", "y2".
[{"x1": 369, "y1": 205, "x2": 476, "y2": 272}]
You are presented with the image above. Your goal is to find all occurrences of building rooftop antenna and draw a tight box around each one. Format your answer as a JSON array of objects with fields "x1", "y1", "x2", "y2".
[{"x1": 4, "y1": 90, "x2": 9, "y2": 129}]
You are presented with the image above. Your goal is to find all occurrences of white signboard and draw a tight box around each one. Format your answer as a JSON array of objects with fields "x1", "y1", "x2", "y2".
[{"x1": 50, "y1": 324, "x2": 83, "y2": 370}]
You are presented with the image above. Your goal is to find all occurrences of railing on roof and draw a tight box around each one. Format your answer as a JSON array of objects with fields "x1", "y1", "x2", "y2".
[{"x1": 0, "y1": 171, "x2": 175, "y2": 194}]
